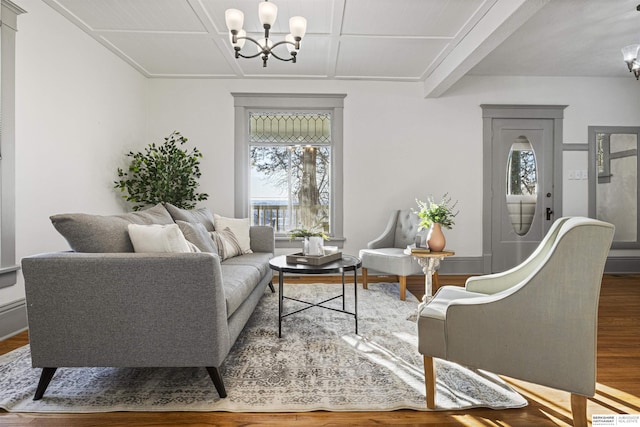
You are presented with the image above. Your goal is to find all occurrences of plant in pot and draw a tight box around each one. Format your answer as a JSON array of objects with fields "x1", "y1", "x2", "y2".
[
  {"x1": 114, "y1": 131, "x2": 209, "y2": 211},
  {"x1": 288, "y1": 227, "x2": 329, "y2": 256},
  {"x1": 414, "y1": 193, "x2": 459, "y2": 252}
]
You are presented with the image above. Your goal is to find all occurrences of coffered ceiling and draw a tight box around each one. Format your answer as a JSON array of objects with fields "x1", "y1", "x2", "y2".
[{"x1": 41, "y1": 0, "x2": 640, "y2": 96}]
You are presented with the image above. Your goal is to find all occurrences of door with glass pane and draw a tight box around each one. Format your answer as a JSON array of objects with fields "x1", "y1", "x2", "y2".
[{"x1": 491, "y1": 118, "x2": 555, "y2": 272}]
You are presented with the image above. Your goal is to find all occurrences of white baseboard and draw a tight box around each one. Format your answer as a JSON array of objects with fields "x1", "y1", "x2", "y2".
[{"x1": 0, "y1": 298, "x2": 27, "y2": 341}]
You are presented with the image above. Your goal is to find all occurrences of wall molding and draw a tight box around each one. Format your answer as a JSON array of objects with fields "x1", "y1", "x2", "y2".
[
  {"x1": 0, "y1": 298, "x2": 27, "y2": 341},
  {"x1": 604, "y1": 257, "x2": 640, "y2": 274},
  {"x1": 421, "y1": 255, "x2": 639, "y2": 275}
]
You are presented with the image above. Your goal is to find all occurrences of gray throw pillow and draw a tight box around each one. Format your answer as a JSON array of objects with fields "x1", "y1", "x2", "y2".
[
  {"x1": 176, "y1": 220, "x2": 218, "y2": 254},
  {"x1": 50, "y1": 203, "x2": 174, "y2": 253},
  {"x1": 164, "y1": 203, "x2": 215, "y2": 232}
]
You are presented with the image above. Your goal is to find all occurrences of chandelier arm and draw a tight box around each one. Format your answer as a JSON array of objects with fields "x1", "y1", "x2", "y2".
[
  {"x1": 236, "y1": 50, "x2": 269, "y2": 59},
  {"x1": 268, "y1": 40, "x2": 298, "y2": 61},
  {"x1": 233, "y1": 35, "x2": 269, "y2": 59},
  {"x1": 269, "y1": 51, "x2": 295, "y2": 62}
]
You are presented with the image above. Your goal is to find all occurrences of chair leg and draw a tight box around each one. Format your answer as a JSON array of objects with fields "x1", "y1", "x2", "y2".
[
  {"x1": 423, "y1": 356, "x2": 436, "y2": 409},
  {"x1": 362, "y1": 267, "x2": 369, "y2": 289},
  {"x1": 571, "y1": 393, "x2": 587, "y2": 427},
  {"x1": 399, "y1": 276, "x2": 407, "y2": 301},
  {"x1": 34, "y1": 367, "x2": 57, "y2": 400},
  {"x1": 432, "y1": 270, "x2": 440, "y2": 293},
  {"x1": 206, "y1": 367, "x2": 227, "y2": 398}
]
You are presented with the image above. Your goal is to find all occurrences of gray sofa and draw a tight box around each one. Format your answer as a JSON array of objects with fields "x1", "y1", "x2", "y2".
[{"x1": 21, "y1": 203, "x2": 274, "y2": 400}]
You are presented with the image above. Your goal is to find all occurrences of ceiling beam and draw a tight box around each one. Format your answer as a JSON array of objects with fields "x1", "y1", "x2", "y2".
[{"x1": 422, "y1": 0, "x2": 549, "y2": 98}]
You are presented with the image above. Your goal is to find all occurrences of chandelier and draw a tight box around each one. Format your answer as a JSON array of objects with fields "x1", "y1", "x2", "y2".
[
  {"x1": 225, "y1": 0, "x2": 307, "y2": 67},
  {"x1": 621, "y1": 4, "x2": 640, "y2": 80}
]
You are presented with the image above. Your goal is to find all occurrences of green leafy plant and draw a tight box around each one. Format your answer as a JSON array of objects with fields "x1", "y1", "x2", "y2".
[
  {"x1": 114, "y1": 131, "x2": 209, "y2": 211},
  {"x1": 287, "y1": 227, "x2": 329, "y2": 241},
  {"x1": 415, "y1": 193, "x2": 459, "y2": 230}
]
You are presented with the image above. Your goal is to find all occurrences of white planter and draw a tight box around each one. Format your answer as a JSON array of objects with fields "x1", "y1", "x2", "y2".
[{"x1": 305, "y1": 236, "x2": 324, "y2": 256}]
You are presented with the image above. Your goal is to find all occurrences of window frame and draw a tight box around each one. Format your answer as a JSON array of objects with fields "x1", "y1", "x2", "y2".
[
  {"x1": 0, "y1": 1, "x2": 24, "y2": 289},
  {"x1": 232, "y1": 93, "x2": 346, "y2": 248}
]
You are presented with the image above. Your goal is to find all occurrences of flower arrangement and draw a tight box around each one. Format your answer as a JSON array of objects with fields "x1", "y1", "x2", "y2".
[
  {"x1": 415, "y1": 193, "x2": 459, "y2": 230},
  {"x1": 287, "y1": 227, "x2": 329, "y2": 241}
]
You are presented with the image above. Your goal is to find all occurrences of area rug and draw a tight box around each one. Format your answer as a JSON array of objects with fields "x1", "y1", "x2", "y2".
[{"x1": 0, "y1": 283, "x2": 527, "y2": 413}]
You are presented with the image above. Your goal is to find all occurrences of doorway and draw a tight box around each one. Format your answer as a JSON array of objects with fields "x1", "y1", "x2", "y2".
[{"x1": 481, "y1": 105, "x2": 566, "y2": 273}]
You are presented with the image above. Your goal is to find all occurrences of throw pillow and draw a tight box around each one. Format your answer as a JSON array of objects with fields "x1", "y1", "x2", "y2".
[
  {"x1": 176, "y1": 220, "x2": 218, "y2": 254},
  {"x1": 50, "y1": 203, "x2": 175, "y2": 253},
  {"x1": 210, "y1": 227, "x2": 243, "y2": 260},
  {"x1": 214, "y1": 214, "x2": 252, "y2": 254},
  {"x1": 164, "y1": 203, "x2": 215, "y2": 232},
  {"x1": 127, "y1": 223, "x2": 193, "y2": 253}
]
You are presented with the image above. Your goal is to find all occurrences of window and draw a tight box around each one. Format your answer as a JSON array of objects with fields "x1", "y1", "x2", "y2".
[
  {"x1": 233, "y1": 93, "x2": 345, "y2": 247},
  {"x1": 250, "y1": 112, "x2": 331, "y2": 234}
]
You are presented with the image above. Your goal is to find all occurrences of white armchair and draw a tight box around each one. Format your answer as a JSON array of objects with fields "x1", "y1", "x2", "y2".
[
  {"x1": 417, "y1": 217, "x2": 614, "y2": 427},
  {"x1": 359, "y1": 210, "x2": 425, "y2": 300}
]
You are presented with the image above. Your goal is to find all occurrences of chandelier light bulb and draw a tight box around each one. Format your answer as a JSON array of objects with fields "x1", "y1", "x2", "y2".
[
  {"x1": 289, "y1": 16, "x2": 307, "y2": 39},
  {"x1": 621, "y1": 6, "x2": 640, "y2": 78},
  {"x1": 622, "y1": 44, "x2": 640, "y2": 66},
  {"x1": 259, "y1": 1, "x2": 278, "y2": 27},
  {"x1": 225, "y1": 9, "x2": 244, "y2": 32}
]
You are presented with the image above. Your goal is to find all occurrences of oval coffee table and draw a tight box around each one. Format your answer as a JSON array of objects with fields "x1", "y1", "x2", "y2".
[{"x1": 269, "y1": 254, "x2": 362, "y2": 338}]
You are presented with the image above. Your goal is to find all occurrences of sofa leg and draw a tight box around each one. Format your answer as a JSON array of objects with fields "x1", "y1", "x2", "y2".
[
  {"x1": 206, "y1": 367, "x2": 227, "y2": 398},
  {"x1": 362, "y1": 268, "x2": 369, "y2": 289},
  {"x1": 34, "y1": 367, "x2": 57, "y2": 400},
  {"x1": 424, "y1": 356, "x2": 436, "y2": 409},
  {"x1": 268, "y1": 281, "x2": 275, "y2": 293},
  {"x1": 399, "y1": 276, "x2": 407, "y2": 301}
]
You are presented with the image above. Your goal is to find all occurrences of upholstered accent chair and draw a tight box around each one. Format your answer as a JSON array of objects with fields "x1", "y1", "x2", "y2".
[
  {"x1": 359, "y1": 210, "x2": 429, "y2": 301},
  {"x1": 417, "y1": 217, "x2": 614, "y2": 427}
]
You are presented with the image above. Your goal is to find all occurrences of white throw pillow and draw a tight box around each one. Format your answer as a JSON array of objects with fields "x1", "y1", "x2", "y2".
[
  {"x1": 214, "y1": 214, "x2": 253, "y2": 254},
  {"x1": 127, "y1": 223, "x2": 194, "y2": 253}
]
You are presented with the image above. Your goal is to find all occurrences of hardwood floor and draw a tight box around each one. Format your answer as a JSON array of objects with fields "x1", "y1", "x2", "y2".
[{"x1": 1, "y1": 274, "x2": 638, "y2": 426}]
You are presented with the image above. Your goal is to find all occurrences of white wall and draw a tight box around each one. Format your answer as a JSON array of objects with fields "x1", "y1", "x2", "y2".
[
  {"x1": 0, "y1": 0, "x2": 148, "y2": 306},
  {"x1": 146, "y1": 75, "x2": 640, "y2": 260},
  {"x1": 3, "y1": 0, "x2": 640, "y2": 311}
]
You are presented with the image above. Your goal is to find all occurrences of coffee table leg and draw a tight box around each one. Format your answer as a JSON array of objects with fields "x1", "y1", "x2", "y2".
[
  {"x1": 342, "y1": 271, "x2": 346, "y2": 311},
  {"x1": 278, "y1": 272, "x2": 284, "y2": 338},
  {"x1": 354, "y1": 269, "x2": 358, "y2": 335}
]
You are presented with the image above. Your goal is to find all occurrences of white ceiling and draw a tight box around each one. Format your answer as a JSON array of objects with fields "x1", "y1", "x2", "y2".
[{"x1": 41, "y1": 0, "x2": 640, "y2": 95}]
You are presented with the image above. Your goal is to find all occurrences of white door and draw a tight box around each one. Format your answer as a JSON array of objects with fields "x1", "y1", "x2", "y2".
[{"x1": 490, "y1": 118, "x2": 556, "y2": 272}]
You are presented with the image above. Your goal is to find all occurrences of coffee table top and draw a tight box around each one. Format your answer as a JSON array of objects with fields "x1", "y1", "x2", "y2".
[{"x1": 269, "y1": 254, "x2": 361, "y2": 274}]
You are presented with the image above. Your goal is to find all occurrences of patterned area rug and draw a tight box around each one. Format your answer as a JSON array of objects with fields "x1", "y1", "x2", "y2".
[{"x1": 0, "y1": 283, "x2": 527, "y2": 413}]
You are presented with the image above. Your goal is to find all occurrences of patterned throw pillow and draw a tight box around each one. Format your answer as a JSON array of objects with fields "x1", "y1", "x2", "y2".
[
  {"x1": 209, "y1": 227, "x2": 243, "y2": 260},
  {"x1": 213, "y1": 214, "x2": 253, "y2": 254}
]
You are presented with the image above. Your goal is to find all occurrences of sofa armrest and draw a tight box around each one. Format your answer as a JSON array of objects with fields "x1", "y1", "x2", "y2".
[
  {"x1": 21, "y1": 252, "x2": 231, "y2": 368},
  {"x1": 250, "y1": 226, "x2": 275, "y2": 254}
]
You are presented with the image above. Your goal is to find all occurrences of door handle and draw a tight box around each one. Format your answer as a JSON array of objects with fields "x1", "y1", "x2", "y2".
[{"x1": 546, "y1": 207, "x2": 553, "y2": 220}]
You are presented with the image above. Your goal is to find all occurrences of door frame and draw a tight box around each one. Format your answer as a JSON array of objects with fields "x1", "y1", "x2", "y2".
[{"x1": 481, "y1": 105, "x2": 567, "y2": 274}]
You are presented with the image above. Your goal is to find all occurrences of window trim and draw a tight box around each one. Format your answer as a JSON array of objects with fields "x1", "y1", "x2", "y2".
[
  {"x1": 232, "y1": 93, "x2": 346, "y2": 247},
  {"x1": 0, "y1": 1, "x2": 24, "y2": 289}
]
